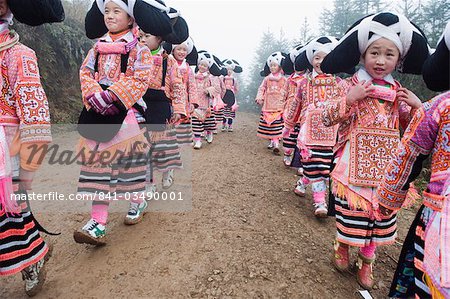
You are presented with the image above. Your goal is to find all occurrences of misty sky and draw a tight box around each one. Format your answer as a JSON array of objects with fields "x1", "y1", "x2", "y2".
[{"x1": 166, "y1": 0, "x2": 331, "y2": 80}]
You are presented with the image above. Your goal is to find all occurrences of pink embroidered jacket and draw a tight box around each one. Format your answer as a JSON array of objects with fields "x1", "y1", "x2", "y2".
[
  {"x1": 0, "y1": 30, "x2": 51, "y2": 171},
  {"x1": 282, "y1": 72, "x2": 305, "y2": 119},
  {"x1": 193, "y1": 72, "x2": 217, "y2": 109},
  {"x1": 255, "y1": 73, "x2": 287, "y2": 113},
  {"x1": 209, "y1": 75, "x2": 224, "y2": 102},
  {"x1": 284, "y1": 72, "x2": 341, "y2": 130},
  {"x1": 147, "y1": 50, "x2": 187, "y2": 116},
  {"x1": 223, "y1": 75, "x2": 238, "y2": 94},
  {"x1": 322, "y1": 73, "x2": 413, "y2": 152},
  {"x1": 80, "y1": 31, "x2": 152, "y2": 111},
  {"x1": 376, "y1": 92, "x2": 450, "y2": 294},
  {"x1": 177, "y1": 60, "x2": 197, "y2": 116}
]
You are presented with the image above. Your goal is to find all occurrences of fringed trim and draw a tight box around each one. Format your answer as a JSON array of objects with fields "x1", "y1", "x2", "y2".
[
  {"x1": 424, "y1": 273, "x2": 446, "y2": 299},
  {"x1": 332, "y1": 180, "x2": 371, "y2": 211},
  {"x1": 77, "y1": 133, "x2": 149, "y2": 167},
  {"x1": 402, "y1": 182, "x2": 421, "y2": 209},
  {"x1": 149, "y1": 130, "x2": 168, "y2": 143}
]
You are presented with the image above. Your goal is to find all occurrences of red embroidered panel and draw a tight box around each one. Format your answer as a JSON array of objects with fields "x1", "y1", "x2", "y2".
[
  {"x1": 349, "y1": 127, "x2": 399, "y2": 187},
  {"x1": 304, "y1": 108, "x2": 338, "y2": 146}
]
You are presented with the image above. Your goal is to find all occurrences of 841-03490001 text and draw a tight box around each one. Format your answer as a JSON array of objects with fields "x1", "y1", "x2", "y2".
[{"x1": 10, "y1": 191, "x2": 185, "y2": 202}]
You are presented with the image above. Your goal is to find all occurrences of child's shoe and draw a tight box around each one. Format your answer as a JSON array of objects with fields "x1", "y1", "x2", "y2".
[
  {"x1": 213, "y1": 129, "x2": 218, "y2": 134},
  {"x1": 267, "y1": 140, "x2": 274, "y2": 149},
  {"x1": 313, "y1": 202, "x2": 328, "y2": 218},
  {"x1": 272, "y1": 143, "x2": 280, "y2": 155},
  {"x1": 283, "y1": 154, "x2": 293, "y2": 167},
  {"x1": 333, "y1": 241, "x2": 350, "y2": 272},
  {"x1": 193, "y1": 139, "x2": 202, "y2": 149},
  {"x1": 206, "y1": 131, "x2": 214, "y2": 143},
  {"x1": 124, "y1": 200, "x2": 148, "y2": 225},
  {"x1": 21, "y1": 258, "x2": 47, "y2": 297},
  {"x1": 162, "y1": 169, "x2": 174, "y2": 189},
  {"x1": 73, "y1": 219, "x2": 106, "y2": 246},
  {"x1": 221, "y1": 125, "x2": 227, "y2": 132},
  {"x1": 356, "y1": 252, "x2": 375, "y2": 290},
  {"x1": 227, "y1": 125, "x2": 233, "y2": 132},
  {"x1": 294, "y1": 179, "x2": 306, "y2": 196}
]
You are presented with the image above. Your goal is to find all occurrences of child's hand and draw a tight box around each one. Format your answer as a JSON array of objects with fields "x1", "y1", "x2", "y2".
[
  {"x1": 346, "y1": 80, "x2": 374, "y2": 106},
  {"x1": 396, "y1": 87, "x2": 422, "y2": 109}
]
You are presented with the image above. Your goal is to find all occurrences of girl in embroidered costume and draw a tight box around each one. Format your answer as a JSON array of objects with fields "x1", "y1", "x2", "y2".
[
  {"x1": 73, "y1": 0, "x2": 172, "y2": 246},
  {"x1": 221, "y1": 59, "x2": 242, "y2": 132},
  {"x1": 191, "y1": 51, "x2": 223, "y2": 149},
  {"x1": 284, "y1": 36, "x2": 341, "y2": 218},
  {"x1": 375, "y1": 21, "x2": 450, "y2": 298},
  {"x1": 208, "y1": 55, "x2": 227, "y2": 135},
  {"x1": 137, "y1": 9, "x2": 188, "y2": 193},
  {"x1": 164, "y1": 37, "x2": 198, "y2": 146},
  {"x1": 0, "y1": 0, "x2": 64, "y2": 296},
  {"x1": 320, "y1": 12, "x2": 430, "y2": 290},
  {"x1": 256, "y1": 51, "x2": 288, "y2": 155},
  {"x1": 281, "y1": 44, "x2": 307, "y2": 169}
]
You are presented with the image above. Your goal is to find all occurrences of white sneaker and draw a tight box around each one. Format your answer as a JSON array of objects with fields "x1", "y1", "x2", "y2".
[
  {"x1": 283, "y1": 155, "x2": 293, "y2": 166},
  {"x1": 124, "y1": 200, "x2": 148, "y2": 225},
  {"x1": 297, "y1": 167, "x2": 304, "y2": 176},
  {"x1": 213, "y1": 129, "x2": 218, "y2": 135},
  {"x1": 314, "y1": 203, "x2": 328, "y2": 218},
  {"x1": 206, "y1": 132, "x2": 214, "y2": 144},
  {"x1": 267, "y1": 141, "x2": 274, "y2": 149},
  {"x1": 193, "y1": 140, "x2": 202, "y2": 149},
  {"x1": 73, "y1": 219, "x2": 106, "y2": 246},
  {"x1": 162, "y1": 169, "x2": 174, "y2": 189},
  {"x1": 227, "y1": 126, "x2": 233, "y2": 132},
  {"x1": 221, "y1": 125, "x2": 227, "y2": 132},
  {"x1": 294, "y1": 179, "x2": 306, "y2": 196}
]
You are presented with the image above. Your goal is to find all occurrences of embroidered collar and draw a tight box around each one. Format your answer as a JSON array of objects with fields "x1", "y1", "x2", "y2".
[
  {"x1": 268, "y1": 72, "x2": 283, "y2": 81},
  {"x1": 356, "y1": 67, "x2": 395, "y2": 85}
]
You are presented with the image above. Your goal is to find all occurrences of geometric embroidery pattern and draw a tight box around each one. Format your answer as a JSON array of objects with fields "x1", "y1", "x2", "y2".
[
  {"x1": 349, "y1": 127, "x2": 400, "y2": 187},
  {"x1": 304, "y1": 108, "x2": 338, "y2": 146}
]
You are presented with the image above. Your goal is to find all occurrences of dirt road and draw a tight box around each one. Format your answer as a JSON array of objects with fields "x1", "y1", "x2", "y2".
[{"x1": 1, "y1": 112, "x2": 417, "y2": 299}]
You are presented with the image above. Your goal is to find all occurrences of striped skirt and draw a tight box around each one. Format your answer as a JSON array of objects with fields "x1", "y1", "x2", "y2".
[
  {"x1": 0, "y1": 209, "x2": 48, "y2": 276},
  {"x1": 78, "y1": 156, "x2": 147, "y2": 195},
  {"x1": 150, "y1": 128, "x2": 183, "y2": 172},
  {"x1": 302, "y1": 147, "x2": 333, "y2": 181},
  {"x1": 283, "y1": 124, "x2": 300, "y2": 151},
  {"x1": 223, "y1": 107, "x2": 236, "y2": 119},
  {"x1": 257, "y1": 113, "x2": 283, "y2": 140},
  {"x1": 388, "y1": 205, "x2": 436, "y2": 298},
  {"x1": 334, "y1": 196, "x2": 397, "y2": 247},
  {"x1": 215, "y1": 108, "x2": 224, "y2": 123},
  {"x1": 192, "y1": 115, "x2": 216, "y2": 137},
  {"x1": 175, "y1": 119, "x2": 193, "y2": 145}
]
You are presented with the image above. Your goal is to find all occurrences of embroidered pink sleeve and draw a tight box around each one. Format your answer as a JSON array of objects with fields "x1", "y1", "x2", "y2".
[
  {"x1": 284, "y1": 80, "x2": 303, "y2": 129},
  {"x1": 187, "y1": 68, "x2": 198, "y2": 104},
  {"x1": 166, "y1": 57, "x2": 186, "y2": 116},
  {"x1": 376, "y1": 97, "x2": 442, "y2": 210},
  {"x1": 79, "y1": 48, "x2": 103, "y2": 108},
  {"x1": 322, "y1": 79, "x2": 354, "y2": 127},
  {"x1": 108, "y1": 45, "x2": 152, "y2": 109},
  {"x1": 8, "y1": 46, "x2": 51, "y2": 144},
  {"x1": 255, "y1": 78, "x2": 267, "y2": 103}
]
